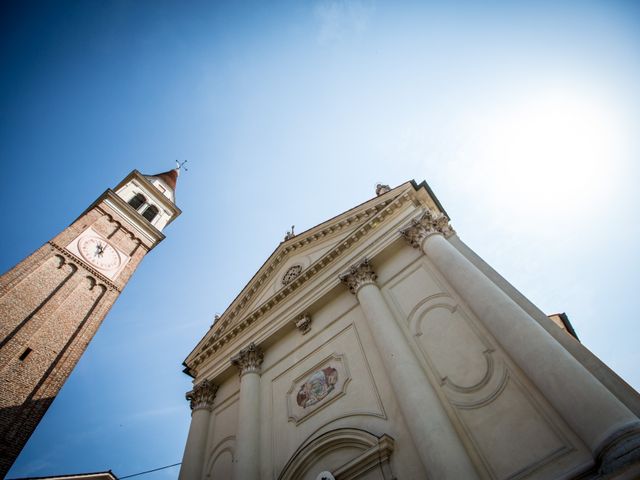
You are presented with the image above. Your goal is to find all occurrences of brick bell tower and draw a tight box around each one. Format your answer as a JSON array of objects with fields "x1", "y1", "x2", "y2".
[{"x1": 0, "y1": 168, "x2": 182, "y2": 475}]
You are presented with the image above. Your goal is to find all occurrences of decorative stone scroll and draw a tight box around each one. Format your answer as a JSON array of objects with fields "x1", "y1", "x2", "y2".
[
  {"x1": 293, "y1": 313, "x2": 312, "y2": 335},
  {"x1": 400, "y1": 208, "x2": 455, "y2": 248},
  {"x1": 230, "y1": 342, "x2": 264, "y2": 376},
  {"x1": 339, "y1": 258, "x2": 377, "y2": 295},
  {"x1": 186, "y1": 379, "x2": 219, "y2": 411}
]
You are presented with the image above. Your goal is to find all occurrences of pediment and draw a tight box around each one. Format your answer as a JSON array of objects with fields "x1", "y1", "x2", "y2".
[
  {"x1": 185, "y1": 180, "x2": 446, "y2": 373},
  {"x1": 212, "y1": 193, "x2": 394, "y2": 326},
  {"x1": 240, "y1": 225, "x2": 364, "y2": 314}
]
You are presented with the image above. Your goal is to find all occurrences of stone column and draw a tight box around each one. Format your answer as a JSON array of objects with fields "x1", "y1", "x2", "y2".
[
  {"x1": 179, "y1": 380, "x2": 219, "y2": 480},
  {"x1": 231, "y1": 343, "x2": 264, "y2": 480},
  {"x1": 340, "y1": 260, "x2": 479, "y2": 480},
  {"x1": 401, "y1": 209, "x2": 640, "y2": 473}
]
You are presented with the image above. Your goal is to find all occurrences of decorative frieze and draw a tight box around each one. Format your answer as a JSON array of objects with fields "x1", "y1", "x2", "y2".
[
  {"x1": 400, "y1": 209, "x2": 455, "y2": 248},
  {"x1": 293, "y1": 313, "x2": 312, "y2": 334},
  {"x1": 339, "y1": 258, "x2": 377, "y2": 295},
  {"x1": 186, "y1": 379, "x2": 218, "y2": 411},
  {"x1": 231, "y1": 342, "x2": 264, "y2": 376}
]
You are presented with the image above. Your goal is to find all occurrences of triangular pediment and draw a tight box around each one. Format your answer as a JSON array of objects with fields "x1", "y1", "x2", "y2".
[
  {"x1": 246, "y1": 229, "x2": 355, "y2": 310},
  {"x1": 185, "y1": 180, "x2": 446, "y2": 373},
  {"x1": 217, "y1": 188, "x2": 402, "y2": 323}
]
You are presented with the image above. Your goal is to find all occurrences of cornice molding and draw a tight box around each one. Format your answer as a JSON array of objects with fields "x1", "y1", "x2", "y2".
[
  {"x1": 100, "y1": 190, "x2": 166, "y2": 247},
  {"x1": 186, "y1": 188, "x2": 414, "y2": 373},
  {"x1": 48, "y1": 241, "x2": 120, "y2": 292},
  {"x1": 95, "y1": 206, "x2": 148, "y2": 251},
  {"x1": 186, "y1": 379, "x2": 218, "y2": 411},
  {"x1": 400, "y1": 208, "x2": 455, "y2": 248}
]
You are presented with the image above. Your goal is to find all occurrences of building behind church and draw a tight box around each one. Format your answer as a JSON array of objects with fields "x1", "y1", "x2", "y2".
[{"x1": 180, "y1": 180, "x2": 640, "y2": 480}]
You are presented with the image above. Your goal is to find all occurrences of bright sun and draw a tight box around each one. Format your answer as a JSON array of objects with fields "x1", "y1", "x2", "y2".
[{"x1": 473, "y1": 87, "x2": 625, "y2": 219}]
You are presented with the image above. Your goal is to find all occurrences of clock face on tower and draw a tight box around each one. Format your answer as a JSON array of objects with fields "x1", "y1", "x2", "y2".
[
  {"x1": 78, "y1": 236, "x2": 121, "y2": 270},
  {"x1": 65, "y1": 227, "x2": 130, "y2": 280}
]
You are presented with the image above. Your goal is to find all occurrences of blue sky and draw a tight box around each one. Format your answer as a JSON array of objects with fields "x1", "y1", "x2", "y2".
[{"x1": 2, "y1": 0, "x2": 639, "y2": 478}]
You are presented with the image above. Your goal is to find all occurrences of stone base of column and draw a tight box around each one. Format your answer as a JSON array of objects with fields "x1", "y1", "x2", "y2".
[{"x1": 597, "y1": 425, "x2": 640, "y2": 474}]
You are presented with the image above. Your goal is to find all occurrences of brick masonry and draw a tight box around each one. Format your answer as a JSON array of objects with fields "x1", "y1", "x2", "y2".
[{"x1": 0, "y1": 194, "x2": 153, "y2": 477}]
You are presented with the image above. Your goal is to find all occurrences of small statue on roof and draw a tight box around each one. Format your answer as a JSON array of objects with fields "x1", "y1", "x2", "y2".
[
  {"x1": 376, "y1": 183, "x2": 391, "y2": 196},
  {"x1": 285, "y1": 225, "x2": 295, "y2": 241}
]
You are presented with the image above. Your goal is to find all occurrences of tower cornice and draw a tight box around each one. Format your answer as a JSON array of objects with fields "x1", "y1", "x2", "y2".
[
  {"x1": 47, "y1": 241, "x2": 121, "y2": 292},
  {"x1": 90, "y1": 190, "x2": 166, "y2": 248}
]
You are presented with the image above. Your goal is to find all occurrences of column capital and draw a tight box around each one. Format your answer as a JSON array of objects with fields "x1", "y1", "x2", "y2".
[
  {"x1": 400, "y1": 209, "x2": 455, "y2": 248},
  {"x1": 231, "y1": 342, "x2": 264, "y2": 376},
  {"x1": 186, "y1": 379, "x2": 219, "y2": 412},
  {"x1": 339, "y1": 258, "x2": 377, "y2": 295}
]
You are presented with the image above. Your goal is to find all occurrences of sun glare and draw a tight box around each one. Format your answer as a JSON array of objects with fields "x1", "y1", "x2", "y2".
[{"x1": 475, "y1": 88, "x2": 625, "y2": 219}]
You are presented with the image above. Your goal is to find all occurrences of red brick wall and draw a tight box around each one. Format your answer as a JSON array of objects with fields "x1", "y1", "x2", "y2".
[{"x1": 0, "y1": 197, "x2": 152, "y2": 476}]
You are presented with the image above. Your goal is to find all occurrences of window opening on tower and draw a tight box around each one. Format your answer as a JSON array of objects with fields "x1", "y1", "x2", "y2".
[
  {"x1": 128, "y1": 193, "x2": 146, "y2": 210},
  {"x1": 143, "y1": 205, "x2": 159, "y2": 222},
  {"x1": 19, "y1": 348, "x2": 32, "y2": 361}
]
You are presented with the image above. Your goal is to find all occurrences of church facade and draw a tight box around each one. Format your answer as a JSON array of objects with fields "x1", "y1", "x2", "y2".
[
  {"x1": 179, "y1": 181, "x2": 640, "y2": 480},
  {"x1": 0, "y1": 169, "x2": 181, "y2": 476}
]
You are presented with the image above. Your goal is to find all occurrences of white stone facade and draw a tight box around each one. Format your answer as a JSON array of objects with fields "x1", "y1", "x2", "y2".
[{"x1": 180, "y1": 181, "x2": 640, "y2": 480}]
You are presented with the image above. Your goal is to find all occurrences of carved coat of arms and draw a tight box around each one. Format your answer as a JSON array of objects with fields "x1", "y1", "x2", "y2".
[{"x1": 296, "y1": 366, "x2": 338, "y2": 408}]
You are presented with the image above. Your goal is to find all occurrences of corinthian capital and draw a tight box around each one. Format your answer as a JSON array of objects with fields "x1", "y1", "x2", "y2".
[
  {"x1": 231, "y1": 342, "x2": 264, "y2": 376},
  {"x1": 400, "y1": 209, "x2": 455, "y2": 248},
  {"x1": 339, "y1": 258, "x2": 377, "y2": 295},
  {"x1": 186, "y1": 379, "x2": 218, "y2": 412}
]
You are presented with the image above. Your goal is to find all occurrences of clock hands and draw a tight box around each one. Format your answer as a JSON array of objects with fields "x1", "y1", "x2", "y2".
[{"x1": 95, "y1": 243, "x2": 105, "y2": 258}]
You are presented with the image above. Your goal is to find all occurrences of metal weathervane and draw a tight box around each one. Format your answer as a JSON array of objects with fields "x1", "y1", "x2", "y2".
[{"x1": 175, "y1": 159, "x2": 188, "y2": 172}]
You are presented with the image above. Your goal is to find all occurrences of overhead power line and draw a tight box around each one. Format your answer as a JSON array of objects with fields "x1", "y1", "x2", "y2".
[{"x1": 119, "y1": 462, "x2": 181, "y2": 479}]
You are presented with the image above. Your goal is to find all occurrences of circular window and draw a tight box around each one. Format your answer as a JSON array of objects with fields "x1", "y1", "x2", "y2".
[{"x1": 282, "y1": 264, "x2": 303, "y2": 285}]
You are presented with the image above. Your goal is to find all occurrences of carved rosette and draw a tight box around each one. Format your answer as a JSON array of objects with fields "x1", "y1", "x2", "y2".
[
  {"x1": 186, "y1": 379, "x2": 219, "y2": 412},
  {"x1": 294, "y1": 313, "x2": 312, "y2": 335},
  {"x1": 231, "y1": 342, "x2": 264, "y2": 376},
  {"x1": 339, "y1": 258, "x2": 377, "y2": 295},
  {"x1": 400, "y1": 209, "x2": 455, "y2": 248}
]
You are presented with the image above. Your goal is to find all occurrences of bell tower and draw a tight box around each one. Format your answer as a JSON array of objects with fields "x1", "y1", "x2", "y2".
[{"x1": 0, "y1": 168, "x2": 182, "y2": 476}]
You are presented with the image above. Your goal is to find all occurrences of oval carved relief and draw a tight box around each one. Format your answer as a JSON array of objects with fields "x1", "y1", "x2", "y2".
[{"x1": 417, "y1": 304, "x2": 490, "y2": 390}]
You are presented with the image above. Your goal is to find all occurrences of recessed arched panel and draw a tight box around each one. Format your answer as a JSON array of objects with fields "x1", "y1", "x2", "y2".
[
  {"x1": 204, "y1": 436, "x2": 235, "y2": 479},
  {"x1": 415, "y1": 301, "x2": 491, "y2": 391}
]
